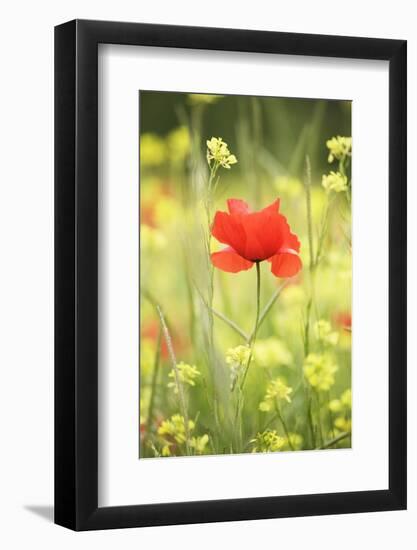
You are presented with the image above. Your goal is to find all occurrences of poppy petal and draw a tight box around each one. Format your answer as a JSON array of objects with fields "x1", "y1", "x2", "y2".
[
  {"x1": 260, "y1": 198, "x2": 280, "y2": 215},
  {"x1": 211, "y1": 211, "x2": 246, "y2": 255},
  {"x1": 227, "y1": 198, "x2": 250, "y2": 215},
  {"x1": 269, "y1": 249, "x2": 302, "y2": 278},
  {"x1": 240, "y1": 210, "x2": 287, "y2": 261},
  {"x1": 284, "y1": 230, "x2": 301, "y2": 253},
  {"x1": 211, "y1": 247, "x2": 254, "y2": 273}
]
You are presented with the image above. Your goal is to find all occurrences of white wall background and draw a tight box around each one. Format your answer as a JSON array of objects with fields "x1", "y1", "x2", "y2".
[{"x1": 0, "y1": 1, "x2": 414, "y2": 548}]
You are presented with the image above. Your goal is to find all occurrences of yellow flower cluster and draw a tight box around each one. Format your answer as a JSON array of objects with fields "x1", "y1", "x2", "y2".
[
  {"x1": 157, "y1": 414, "x2": 195, "y2": 445},
  {"x1": 334, "y1": 417, "x2": 351, "y2": 432},
  {"x1": 329, "y1": 389, "x2": 352, "y2": 433},
  {"x1": 250, "y1": 430, "x2": 285, "y2": 453},
  {"x1": 225, "y1": 345, "x2": 251, "y2": 390},
  {"x1": 303, "y1": 353, "x2": 338, "y2": 391},
  {"x1": 322, "y1": 171, "x2": 348, "y2": 193},
  {"x1": 206, "y1": 137, "x2": 238, "y2": 170},
  {"x1": 190, "y1": 434, "x2": 209, "y2": 454},
  {"x1": 157, "y1": 414, "x2": 209, "y2": 456},
  {"x1": 167, "y1": 362, "x2": 201, "y2": 394},
  {"x1": 314, "y1": 319, "x2": 339, "y2": 347},
  {"x1": 326, "y1": 136, "x2": 352, "y2": 163},
  {"x1": 259, "y1": 377, "x2": 293, "y2": 412},
  {"x1": 225, "y1": 345, "x2": 251, "y2": 367},
  {"x1": 328, "y1": 388, "x2": 351, "y2": 412},
  {"x1": 253, "y1": 338, "x2": 293, "y2": 368}
]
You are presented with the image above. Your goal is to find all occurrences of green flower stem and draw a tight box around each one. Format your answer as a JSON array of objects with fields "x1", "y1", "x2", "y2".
[
  {"x1": 211, "y1": 307, "x2": 249, "y2": 341},
  {"x1": 201, "y1": 153, "x2": 223, "y2": 454},
  {"x1": 275, "y1": 402, "x2": 294, "y2": 451},
  {"x1": 306, "y1": 392, "x2": 317, "y2": 449},
  {"x1": 144, "y1": 325, "x2": 162, "y2": 453},
  {"x1": 248, "y1": 280, "x2": 288, "y2": 343},
  {"x1": 314, "y1": 389, "x2": 324, "y2": 447},
  {"x1": 156, "y1": 304, "x2": 191, "y2": 456},
  {"x1": 320, "y1": 431, "x2": 351, "y2": 449},
  {"x1": 305, "y1": 155, "x2": 315, "y2": 271},
  {"x1": 303, "y1": 155, "x2": 318, "y2": 449},
  {"x1": 233, "y1": 262, "x2": 262, "y2": 452},
  {"x1": 200, "y1": 280, "x2": 288, "y2": 345},
  {"x1": 327, "y1": 391, "x2": 336, "y2": 439},
  {"x1": 240, "y1": 261, "x2": 261, "y2": 391},
  {"x1": 252, "y1": 261, "x2": 261, "y2": 344},
  {"x1": 192, "y1": 282, "x2": 249, "y2": 341}
]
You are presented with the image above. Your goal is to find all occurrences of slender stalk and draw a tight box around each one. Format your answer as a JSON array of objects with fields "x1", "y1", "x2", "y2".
[
  {"x1": 252, "y1": 261, "x2": 262, "y2": 344},
  {"x1": 233, "y1": 262, "x2": 262, "y2": 452},
  {"x1": 183, "y1": 247, "x2": 196, "y2": 352},
  {"x1": 327, "y1": 390, "x2": 336, "y2": 439},
  {"x1": 144, "y1": 326, "x2": 162, "y2": 453},
  {"x1": 155, "y1": 305, "x2": 191, "y2": 455},
  {"x1": 239, "y1": 262, "x2": 261, "y2": 390},
  {"x1": 275, "y1": 402, "x2": 294, "y2": 451},
  {"x1": 314, "y1": 388, "x2": 324, "y2": 447},
  {"x1": 212, "y1": 307, "x2": 249, "y2": 341},
  {"x1": 305, "y1": 155, "x2": 315, "y2": 270},
  {"x1": 303, "y1": 155, "x2": 317, "y2": 448},
  {"x1": 306, "y1": 394, "x2": 316, "y2": 449},
  {"x1": 199, "y1": 279, "x2": 287, "y2": 345},
  {"x1": 320, "y1": 431, "x2": 351, "y2": 449},
  {"x1": 248, "y1": 280, "x2": 288, "y2": 342}
]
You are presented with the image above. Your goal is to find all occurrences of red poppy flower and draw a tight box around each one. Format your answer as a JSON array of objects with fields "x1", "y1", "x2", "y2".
[{"x1": 211, "y1": 198, "x2": 302, "y2": 278}]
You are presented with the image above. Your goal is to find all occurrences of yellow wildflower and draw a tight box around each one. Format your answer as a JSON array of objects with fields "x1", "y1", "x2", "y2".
[
  {"x1": 206, "y1": 137, "x2": 238, "y2": 170},
  {"x1": 251, "y1": 430, "x2": 285, "y2": 453},
  {"x1": 190, "y1": 434, "x2": 209, "y2": 454},
  {"x1": 326, "y1": 136, "x2": 352, "y2": 163},
  {"x1": 329, "y1": 388, "x2": 352, "y2": 413},
  {"x1": 157, "y1": 414, "x2": 195, "y2": 445},
  {"x1": 322, "y1": 171, "x2": 348, "y2": 193},
  {"x1": 167, "y1": 362, "x2": 200, "y2": 393},
  {"x1": 334, "y1": 417, "x2": 352, "y2": 432},
  {"x1": 314, "y1": 319, "x2": 339, "y2": 347},
  {"x1": 225, "y1": 345, "x2": 251, "y2": 390},
  {"x1": 303, "y1": 353, "x2": 338, "y2": 391},
  {"x1": 259, "y1": 377, "x2": 293, "y2": 412}
]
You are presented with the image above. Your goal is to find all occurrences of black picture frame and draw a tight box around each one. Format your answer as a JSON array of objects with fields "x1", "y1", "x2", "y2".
[{"x1": 55, "y1": 19, "x2": 407, "y2": 531}]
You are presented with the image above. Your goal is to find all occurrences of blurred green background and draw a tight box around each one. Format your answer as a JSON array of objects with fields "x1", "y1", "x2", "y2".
[{"x1": 140, "y1": 91, "x2": 351, "y2": 180}]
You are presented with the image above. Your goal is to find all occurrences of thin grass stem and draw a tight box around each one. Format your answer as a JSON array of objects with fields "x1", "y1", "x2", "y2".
[
  {"x1": 275, "y1": 402, "x2": 294, "y2": 451},
  {"x1": 155, "y1": 304, "x2": 191, "y2": 456},
  {"x1": 320, "y1": 431, "x2": 351, "y2": 449},
  {"x1": 144, "y1": 326, "x2": 162, "y2": 454}
]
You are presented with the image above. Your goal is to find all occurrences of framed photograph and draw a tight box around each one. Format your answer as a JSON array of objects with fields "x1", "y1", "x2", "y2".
[{"x1": 55, "y1": 19, "x2": 406, "y2": 530}]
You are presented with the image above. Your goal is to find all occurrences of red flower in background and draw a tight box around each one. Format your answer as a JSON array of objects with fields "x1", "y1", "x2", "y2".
[
  {"x1": 333, "y1": 311, "x2": 352, "y2": 331},
  {"x1": 142, "y1": 320, "x2": 189, "y2": 359},
  {"x1": 211, "y1": 198, "x2": 302, "y2": 278}
]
